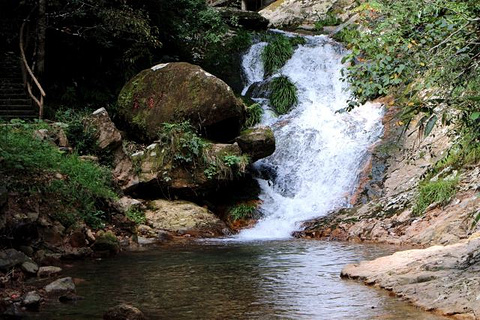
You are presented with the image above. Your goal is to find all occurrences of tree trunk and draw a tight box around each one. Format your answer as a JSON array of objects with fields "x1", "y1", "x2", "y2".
[{"x1": 37, "y1": 0, "x2": 46, "y2": 76}]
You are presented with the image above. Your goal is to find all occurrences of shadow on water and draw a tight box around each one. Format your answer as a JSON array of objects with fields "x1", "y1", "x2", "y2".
[{"x1": 32, "y1": 240, "x2": 447, "y2": 320}]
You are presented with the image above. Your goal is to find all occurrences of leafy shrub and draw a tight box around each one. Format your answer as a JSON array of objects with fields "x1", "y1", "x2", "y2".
[
  {"x1": 339, "y1": 0, "x2": 480, "y2": 143},
  {"x1": 229, "y1": 203, "x2": 257, "y2": 221},
  {"x1": 244, "y1": 103, "x2": 264, "y2": 128},
  {"x1": 0, "y1": 123, "x2": 117, "y2": 228},
  {"x1": 126, "y1": 208, "x2": 146, "y2": 225},
  {"x1": 270, "y1": 76, "x2": 298, "y2": 115},
  {"x1": 413, "y1": 177, "x2": 458, "y2": 216},
  {"x1": 262, "y1": 34, "x2": 294, "y2": 75},
  {"x1": 158, "y1": 121, "x2": 209, "y2": 166},
  {"x1": 315, "y1": 12, "x2": 342, "y2": 30}
]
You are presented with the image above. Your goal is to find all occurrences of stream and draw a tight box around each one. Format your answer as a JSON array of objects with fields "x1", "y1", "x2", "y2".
[
  {"x1": 33, "y1": 33, "x2": 446, "y2": 319},
  {"x1": 34, "y1": 241, "x2": 446, "y2": 320}
]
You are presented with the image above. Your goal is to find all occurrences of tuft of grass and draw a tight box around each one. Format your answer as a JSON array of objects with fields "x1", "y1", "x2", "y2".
[
  {"x1": 244, "y1": 103, "x2": 264, "y2": 128},
  {"x1": 270, "y1": 76, "x2": 298, "y2": 115},
  {"x1": 229, "y1": 203, "x2": 257, "y2": 221},
  {"x1": 413, "y1": 177, "x2": 458, "y2": 216},
  {"x1": 262, "y1": 34, "x2": 294, "y2": 75}
]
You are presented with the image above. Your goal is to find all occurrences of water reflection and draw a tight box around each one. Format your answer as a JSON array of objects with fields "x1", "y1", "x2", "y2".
[{"x1": 34, "y1": 240, "x2": 446, "y2": 320}]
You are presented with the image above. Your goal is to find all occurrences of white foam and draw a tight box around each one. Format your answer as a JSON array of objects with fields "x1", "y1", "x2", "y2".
[{"x1": 237, "y1": 34, "x2": 384, "y2": 240}]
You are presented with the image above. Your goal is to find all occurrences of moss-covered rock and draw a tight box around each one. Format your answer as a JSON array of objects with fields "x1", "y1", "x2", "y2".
[
  {"x1": 126, "y1": 142, "x2": 247, "y2": 198},
  {"x1": 92, "y1": 230, "x2": 120, "y2": 255},
  {"x1": 236, "y1": 126, "x2": 275, "y2": 162},
  {"x1": 117, "y1": 62, "x2": 245, "y2": 142}
]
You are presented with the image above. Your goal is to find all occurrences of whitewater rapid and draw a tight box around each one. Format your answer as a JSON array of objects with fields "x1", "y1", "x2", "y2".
[{"x1": 237, "y1": 34, "x2": 384, "y2": 240}]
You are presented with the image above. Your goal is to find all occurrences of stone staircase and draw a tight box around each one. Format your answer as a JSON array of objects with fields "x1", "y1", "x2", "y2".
[{"x1": 0, "y1": 51, "x2": 36, "y2": 120}]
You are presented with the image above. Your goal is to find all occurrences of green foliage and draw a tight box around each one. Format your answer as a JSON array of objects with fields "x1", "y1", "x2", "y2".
[
  {"x1": 413, "y1": 177, "x2": 458, "y2": 216},
  {"x1": 244, "y1": 103, "x2": 264, "y2": 128},
  {"x1": 315, "y1": 12, "x2": 342, "y2": 30},
  {"x1": 154, "y1": 0, "x2": 227, "y2": 61},
  {"x1": 0, "y1": 123, "x2": 116, "y2": 229},
  {"x1": 340, "y1": 0, "x2": 480, "y2": 146},
  {"x1": 126, "y1": 208, "x2": 146, "y2": 225},
  {"x1": 229, "y1": 203, "x2": 257, "y2": 221},
  {"x1": 270, "y1": 76, "x2": 298, "y2": 115},
  {"x1": 55, "y1": 108, "x2": 114, "y2": 166},
  {"x1": 262, "y1": 34, "x2": 294, "y2": 75},
  {"x1": 158, "y1": 121, "x2": 209, "y2": 166}
]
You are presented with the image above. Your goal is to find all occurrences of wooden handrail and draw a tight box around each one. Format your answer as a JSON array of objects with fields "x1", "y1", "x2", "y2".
[{"x1": 19, "y1": 13, "x2": 46, "y2": 119}]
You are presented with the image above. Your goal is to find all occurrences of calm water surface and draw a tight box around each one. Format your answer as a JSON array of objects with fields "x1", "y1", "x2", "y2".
[{"x1": 34, "y1": 240, "x2": 446, "y2": 320}]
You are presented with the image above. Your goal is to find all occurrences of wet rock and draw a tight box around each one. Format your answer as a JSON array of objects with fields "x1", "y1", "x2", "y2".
[
  {"x1": 20, "y1": 261, "x2": 39, "y2": 275},
  {"x1": 69, "y1": 229, "x2": 87, "y2": 248},
  {"x1": 44, "y1": 277, "x2": 76, "y2": 295},
  {"x1": 145, "y1": 200, "x2": 228, "y2": 237},
  {"x1": 85, "y1": 108, "x2": 122, "y2": 150},
  {"x1": 92, "y1": 231, "x2": 120, "y2": 255},
  {"x1": 37, "y1": 266, "x2": 62, "y2": 278},
  {"x1": 341, "y1": 235, "x2": 480, "y2": 319},
  {"x1": 217, "y1": 7, "x2": 269, "y2": 30},
  {"x1": 0, "y1": 249, "x2": 29, "y2": 272},
  {"x1": 117, "y1": 62, "x2": 245, "y2": 142},
  {"x1": 235, "y1": 127, "x2": 275, "y2": 162},
  {"x1": 103, "y1": 303, "x2": 147, "y2": 320},
  {"x1": 22, "y1": 291, "x2": 42, "y2": 310},
  {"x1": 59, "y1": 293, "x2": 84, "y2": 303}
]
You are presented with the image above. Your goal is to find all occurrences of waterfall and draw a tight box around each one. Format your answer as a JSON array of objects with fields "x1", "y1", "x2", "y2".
[{"x1": 237, "y1": 33, "x2": 384, "y2": 240}]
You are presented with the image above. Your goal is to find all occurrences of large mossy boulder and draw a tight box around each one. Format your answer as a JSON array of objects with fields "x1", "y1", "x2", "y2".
[
  {"x1": 117, "y1": 62, "x2": 245, "y2": 142},
  {"x1": 145, "y1": 200, "x2": 228, "y2": 237}
]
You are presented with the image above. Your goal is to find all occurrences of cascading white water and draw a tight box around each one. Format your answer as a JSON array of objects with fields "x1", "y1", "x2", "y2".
[{"x1": 237, "y1": 34, "x2": 384, "y2": 240}]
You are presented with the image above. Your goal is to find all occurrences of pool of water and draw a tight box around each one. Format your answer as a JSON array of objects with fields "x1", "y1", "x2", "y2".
[{"x1": 33, "y1": 240, "x2": 446, "y2": 319}]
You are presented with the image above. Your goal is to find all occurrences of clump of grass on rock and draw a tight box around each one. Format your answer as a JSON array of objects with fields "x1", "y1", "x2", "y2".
[{"x1": 270, "y1": 76, "x2": 298, "y2": 115}]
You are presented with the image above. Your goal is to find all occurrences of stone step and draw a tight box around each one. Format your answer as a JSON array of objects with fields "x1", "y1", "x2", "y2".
[
  {"x1": 0, "y1": 110, "x2": 36, "y2": 117},
  {"x1": 0, "y1": 99, "x2": 31, "y2": 106},
  {"x1": 0, "y1": 105, "x2": 34, "y2": 111},
  {"x1": 0, "y1": 94, "x2": 29, "y2": 99}
]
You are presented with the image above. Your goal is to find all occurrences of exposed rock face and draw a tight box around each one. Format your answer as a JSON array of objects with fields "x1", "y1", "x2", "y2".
[
  {"x1": 103, "y1": 304, "x2": 146, "y2": 320},
  {"x1": 294, "y1": 106, "x2": 480, "y2": 247},
  {"x1": 145, "y1": 200, "x2": 228, "y2": 237},
  {"x1": 259, "y1": 0, "x2": 340, "y2": 27},
  {"x1": 117, "y1": 62, "x2": 245, "y2": 142},
  {"x1": 0, "y1": 249, "x2": 29, "y2": 272},
  {"x1": 216, "y1": 7, "x2": 269, "y2": 30},
  {"x1": 85, "y1": 107, "x2": 122, "y2": 150},
  {"x1": 341, "y1": 235, "x2": 480, "y2": 320},
  {"x1": 236, "y1": 127, "x2": 275, "y2": 162},
  {"x1": 44, "y1": 277, "x2": 76, "y2": 295}
]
